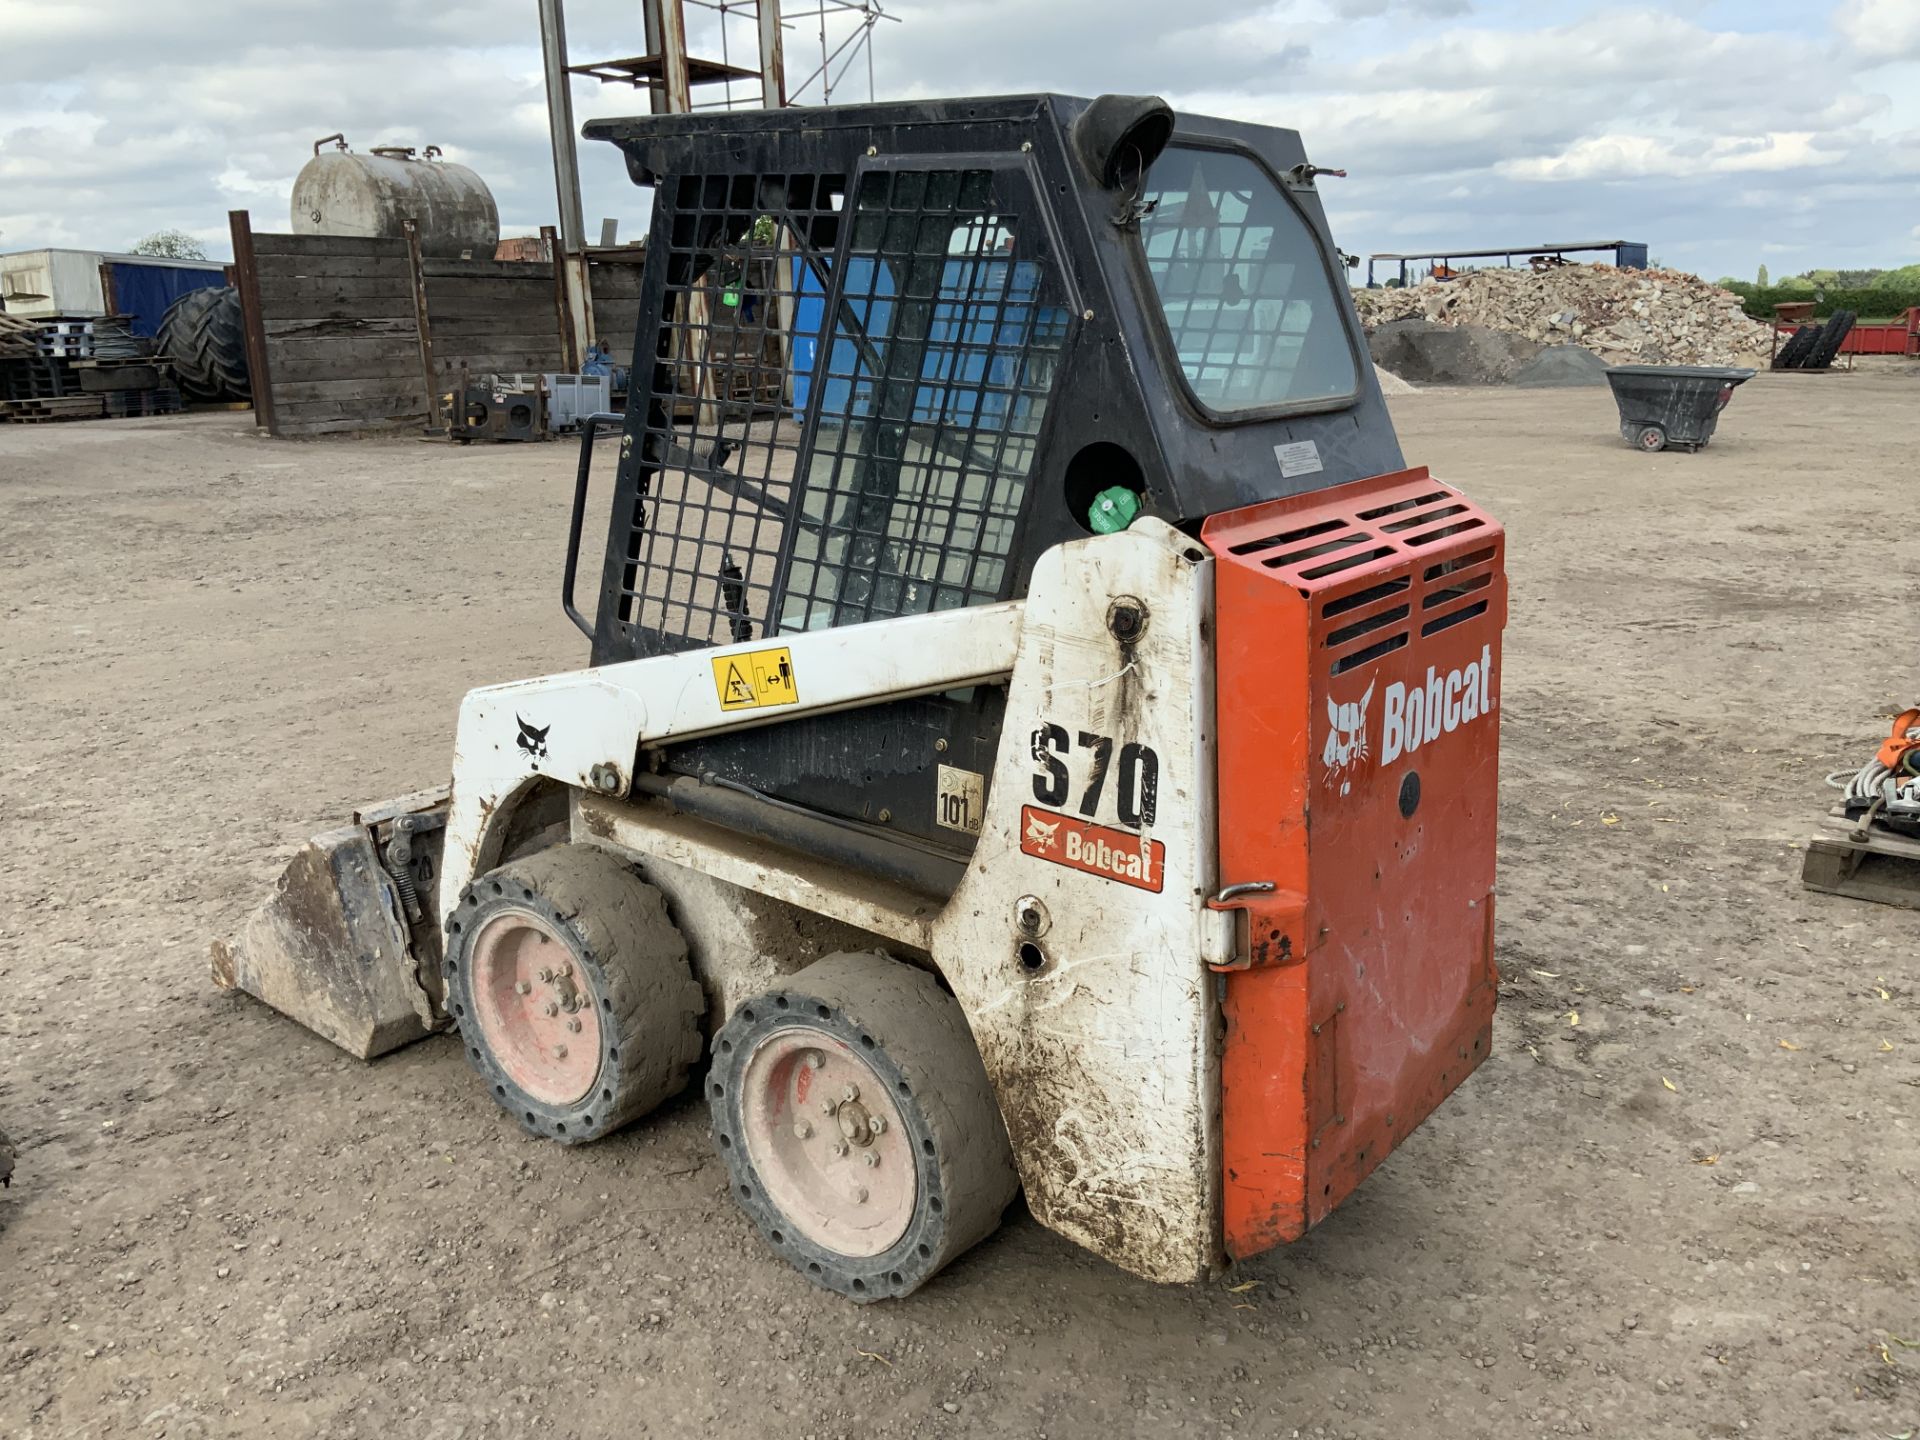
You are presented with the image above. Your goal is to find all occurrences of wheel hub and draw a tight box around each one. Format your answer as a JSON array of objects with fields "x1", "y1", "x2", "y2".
[
  {"x1": 740, "y1": 1031, "x2": 915, "y2": 1258},
  {"x1": 468, "y1": 908, "x2": 602, "y2": 1106}
]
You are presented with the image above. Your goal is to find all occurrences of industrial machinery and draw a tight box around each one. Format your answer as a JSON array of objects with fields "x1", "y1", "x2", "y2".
[
  {"x1": 1803, "y1": 709, "x2": 1920, "y2": 908},
  {"x1": 215, "y1": 94, "x2": 1507, "y2": 1300},
  {"x1": 445, "y1": 374, "x2": 548, "y2": 443},
  {"x1": 292, "y1": 135, "x2": 499, "y2": 258}
]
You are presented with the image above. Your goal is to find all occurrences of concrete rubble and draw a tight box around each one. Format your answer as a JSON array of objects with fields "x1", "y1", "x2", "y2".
[{"x1": 1354, "y1": 263, "x2": 1773, "y2": 369}]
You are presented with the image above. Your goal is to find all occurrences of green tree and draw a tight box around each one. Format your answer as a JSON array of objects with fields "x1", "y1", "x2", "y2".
[
  {"x1": 130, "y1": 229, "x2": 207, "y2": 259},
  {"x1": 1873, "y1": 263, "x2": 1920, "y2": 289},
  {"x1": 1756, "y1": 263, "x2": 1769, "y2": 287}
]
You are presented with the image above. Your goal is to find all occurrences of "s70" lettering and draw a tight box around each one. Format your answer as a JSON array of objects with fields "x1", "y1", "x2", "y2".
[{"x1": 1030, "y1": 724, "x2": 1159, "y2": 829}]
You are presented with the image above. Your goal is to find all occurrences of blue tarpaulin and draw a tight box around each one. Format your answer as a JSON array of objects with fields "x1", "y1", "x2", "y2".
[
  {"x1": 107, "y1": 262, "x2": 226, "y2": 338},
  {"x1": 788, "y1": 253, "x2": 1057, "y2": 427}
]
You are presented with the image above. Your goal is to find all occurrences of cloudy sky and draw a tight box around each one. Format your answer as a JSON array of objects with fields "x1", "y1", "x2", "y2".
[{"x1": 3, "y1": 0, "x2": 1917, "y2": 282}]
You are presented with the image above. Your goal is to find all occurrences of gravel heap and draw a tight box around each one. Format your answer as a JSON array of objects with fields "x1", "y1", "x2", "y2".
[{"x1": 1353, "y1": 264, "x2": 1773, "y2": 368}]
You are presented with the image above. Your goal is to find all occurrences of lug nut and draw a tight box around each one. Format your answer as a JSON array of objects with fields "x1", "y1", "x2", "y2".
[
  {"x1": 841, "y1": 1084, "x2": 859, "y2": 1104},
  {"x1": 869, "y1": 1116, "x2": 887, "y2": 1135},
  {"x1": 831, "y1": 1142, "x2": 848, "y2": 1158},
  {"x1": 544, "y1": 1002, "x2": 560, "y2": 1018},
  {"x1": 821, "y1": 1099, "x2": 838, "y2": 1115},
  {"x1": 567, "y1": 1019, "x2": 582, "y2": 1034},
  {"x1": 805, "y1": 1052, "x2": 825, "y2": 1070},
  {"x1": 863, "y1": 1151, "x2": 879, "y2": 1169},
  {"x1": 538, "y1": 968, "x2": 554, "y2": 983},
  {"x1": 854, "y1": 1186, "x2": 869, "y2": 1204},
  {"x1": 553, "y1": 1045, "x2": 568, "y2": 1060},
  {"x1": 794, "y1": 1121, "x2": 813, "y2": 1140},
  {"x1": 515, "y1": 980, "x2": 532, "y2": 996}
]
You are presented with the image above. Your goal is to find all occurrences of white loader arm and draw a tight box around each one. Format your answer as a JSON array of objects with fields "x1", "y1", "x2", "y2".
[{"x1": 438, "y1": 602, "x2": 1026, "y2": 919}]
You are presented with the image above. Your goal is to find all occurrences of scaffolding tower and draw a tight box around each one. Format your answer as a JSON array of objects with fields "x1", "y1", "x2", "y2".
[{"x1": 537, "y1": 0, "x2": 896, "y2": 365}]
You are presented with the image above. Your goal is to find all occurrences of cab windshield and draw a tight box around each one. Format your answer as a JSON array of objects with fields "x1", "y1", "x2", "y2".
[{"x1": 1138, "y1": 145, "x2": 1357, "y2": 413}]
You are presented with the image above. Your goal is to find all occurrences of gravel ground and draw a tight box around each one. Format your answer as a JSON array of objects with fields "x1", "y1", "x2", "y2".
[{"x1": 1, "y1": 367, "x2": 1916, "y2": 1438}]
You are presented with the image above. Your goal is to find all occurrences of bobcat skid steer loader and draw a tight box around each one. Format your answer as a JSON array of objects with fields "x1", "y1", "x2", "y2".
[{"x1": 214, "y1": 94, "x2": 1507, "y2": 1299}]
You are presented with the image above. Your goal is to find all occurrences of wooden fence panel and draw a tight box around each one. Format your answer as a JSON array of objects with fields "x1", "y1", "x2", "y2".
[
  {"x1": 232, "y1": 213, "x2": 655, "y2": 437},
  {"x1": 236, "y1": 215, "x2": 428, "y2": 438}
]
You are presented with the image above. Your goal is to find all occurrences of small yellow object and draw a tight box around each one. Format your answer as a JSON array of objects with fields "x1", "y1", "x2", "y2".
[
  {"x1": 1228, "y1": 1280, "x2": 1261, "y2": 1293},
  {"x1": 1881, "y1": 1040, "x2": 1896, "y2": 1052},
  {"x1": 1778, "y1": 1039, "x2": 1801, "y2": 1051},
  {"x1": 1662, "y1": 1076, "x2": 1678, "y2": 1092},
  {"x1": 1601, "y1": 814, "x2": 1620, "y2": 826},
  {"x1": 712, "y1": 646, "x2": 798, "y2": 711},
  {"x1": 1694, "y1": 1154, "x2": 1719, "y2": 1165},
  {"x1": 1566, "y1": 1010, "x2": 1580, "y2": 1026}
]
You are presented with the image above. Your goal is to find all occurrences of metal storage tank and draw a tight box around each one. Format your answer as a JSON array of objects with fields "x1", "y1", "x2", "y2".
[{"x1": 291, "y1": 136, "x2": 500, "y2": 258}]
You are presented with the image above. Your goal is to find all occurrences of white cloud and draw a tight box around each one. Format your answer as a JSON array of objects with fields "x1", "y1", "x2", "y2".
[
  {"x1": 1835, "y1": 0, "x2": 1920, "y2": 61},
  {"x1": 0, "y1": 0, "x2": 1915, "y2": 280},
  {"x1": 1498, "y1": 131, "x2": 1840, "y2": 182}
]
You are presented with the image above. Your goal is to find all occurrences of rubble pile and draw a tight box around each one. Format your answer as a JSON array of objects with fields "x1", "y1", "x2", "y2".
[{"x1": 1354, "y1": 264, "x2": 1773, "y2": 368}]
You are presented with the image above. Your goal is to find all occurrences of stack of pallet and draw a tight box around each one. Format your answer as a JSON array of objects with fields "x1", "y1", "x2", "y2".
[{"x1": 0, "y1": 313, "x2": 183, "y2": 424}]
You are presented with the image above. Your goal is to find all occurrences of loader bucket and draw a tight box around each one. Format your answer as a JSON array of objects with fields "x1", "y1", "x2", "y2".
[{"x1": 211, "y1": 789, "x2": 451, "y2": 1059}]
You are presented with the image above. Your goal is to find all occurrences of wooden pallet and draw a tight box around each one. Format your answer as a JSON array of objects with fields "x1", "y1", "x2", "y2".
[
  {"x1": 0, "y1": 394, "x2": 109, "y2": 423},
  {"x1": 1801, "y1": 812, "x2": 1920, "y2": 910}
]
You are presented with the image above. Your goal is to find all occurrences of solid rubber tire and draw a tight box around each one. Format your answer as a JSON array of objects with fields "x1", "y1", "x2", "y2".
[
  {"x1": 707, "y1": 952, "x2": 1019, "y2": 1302},
  {"x1": 443, "y1": 845, "x2": 705, "y2": 1145}
]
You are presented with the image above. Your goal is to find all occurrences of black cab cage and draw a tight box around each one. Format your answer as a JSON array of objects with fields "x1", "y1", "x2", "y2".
[{"x1": 582, "y1": 93, "x2": 1401, "y2": 665}]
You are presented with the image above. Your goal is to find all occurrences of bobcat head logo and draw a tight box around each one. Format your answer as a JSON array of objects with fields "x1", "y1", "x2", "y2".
[
  {"x1": 1322, "y1": 680, "x2": 1374, "y2": 784},
  {"x1": 516, "y1": 715, "x2": 550, "y2": 764},
  {"x1": 1025, "y1": 813, "x2": 1061, "y2": 852}
]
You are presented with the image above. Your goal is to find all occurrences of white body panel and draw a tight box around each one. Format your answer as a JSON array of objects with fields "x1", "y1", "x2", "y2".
[
  {"x1": 438, "y1": 601, "x2": 1023, "y2": 920},
  {"x1": 437, "y1": 527, "x2": 1223, "y2": 1283},
  {"x1": 927, "y1": 523, "x2": 1227, "y2": 1283}
]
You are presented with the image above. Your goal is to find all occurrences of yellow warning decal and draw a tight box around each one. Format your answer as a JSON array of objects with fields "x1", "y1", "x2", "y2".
[{"x1": 711, "y1": 646, "x2": 799, "y2": 712}]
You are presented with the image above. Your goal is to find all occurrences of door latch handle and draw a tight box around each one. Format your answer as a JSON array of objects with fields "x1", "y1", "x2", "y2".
[{"x1": 1207, "y1": 882, "x2": 1307, "y2": 972}]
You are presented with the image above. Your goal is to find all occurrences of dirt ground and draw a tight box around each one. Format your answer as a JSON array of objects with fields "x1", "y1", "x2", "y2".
[{"x1": 1, "y1": 368, "x2": 1916, "y2": 1439}]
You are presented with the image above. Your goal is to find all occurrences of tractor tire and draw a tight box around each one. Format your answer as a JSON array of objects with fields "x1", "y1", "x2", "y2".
[
  {"x1": 707, "y1": 952, "x2": 1019, "y2": 1303},
  {"x1": 1804, "y1": 310, "x2": 1855, "y2": 370},
  {"x1": 1772, "y1": 322, "x2": 1820, "y2": 370},
  {"x1": 156, "y1": 286, "x2": 250, "y2": 403},
  {"x1": 443, "y1": 845, "x2": 705, "y2": 1145}
]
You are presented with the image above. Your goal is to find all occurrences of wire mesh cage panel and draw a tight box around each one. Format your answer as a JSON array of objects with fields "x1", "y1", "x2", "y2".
[
  {"x1": 613, "y1": 159, "x2": 1071, "y2": 654},
  {"x1": 779, "y1": 165, "x2": 1069, "y2": 633}
]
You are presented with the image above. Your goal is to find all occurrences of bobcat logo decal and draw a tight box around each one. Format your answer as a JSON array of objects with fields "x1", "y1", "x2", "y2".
[
  {"x1": 1322, "y1": 680, "x2": 1374, "y2": 793},
  {"x1": 516, "y1": 715, "x2": 550, "y2": 764},
  {"x1": 1024, "y1": 812, "x2": 1061, "y2": 852}
]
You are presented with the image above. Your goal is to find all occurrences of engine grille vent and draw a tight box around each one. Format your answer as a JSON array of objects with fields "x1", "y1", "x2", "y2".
[{"x1": 1200, "y1": 468, "x2": 1502, "y2": 679}]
